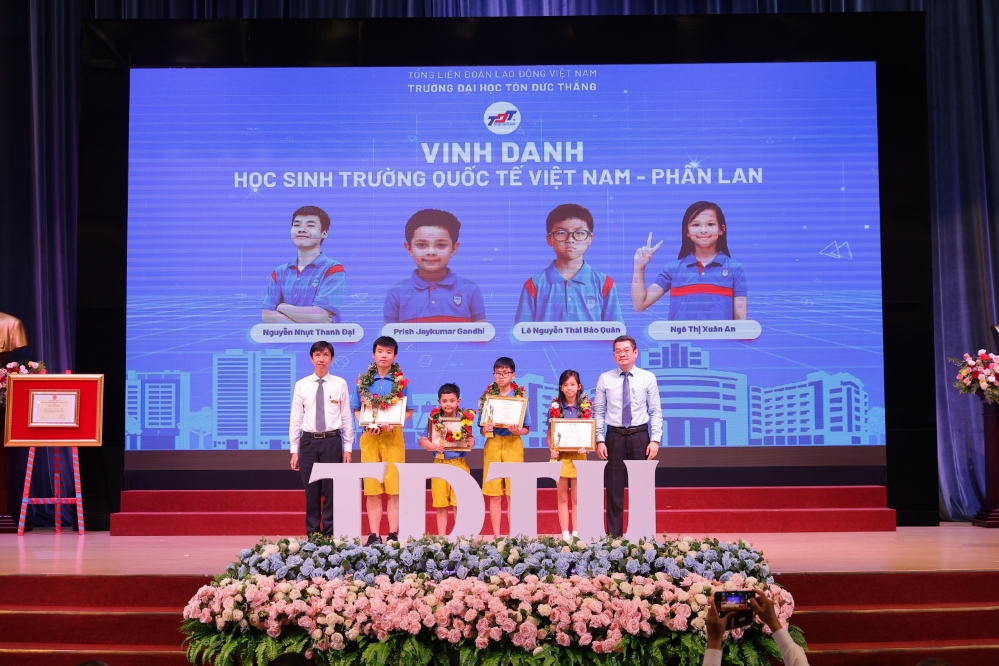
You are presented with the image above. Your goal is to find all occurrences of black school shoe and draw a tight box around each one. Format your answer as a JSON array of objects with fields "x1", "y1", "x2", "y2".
[
  {"x1": 387, "y1": 532, "x2": 398, "y2": 543},
  {"x1": 365, "y1": 532, "x2": 382, "y2": 546}
]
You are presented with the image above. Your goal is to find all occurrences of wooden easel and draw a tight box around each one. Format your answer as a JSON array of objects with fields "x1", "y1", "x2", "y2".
[{"x1": 17, "y1": 446, "x2": 85, "y2": 535}]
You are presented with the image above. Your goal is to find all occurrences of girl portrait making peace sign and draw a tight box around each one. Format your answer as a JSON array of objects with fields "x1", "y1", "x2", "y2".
[{"x1": 631, "y1": 201, "x2": 747, "y2": 321}]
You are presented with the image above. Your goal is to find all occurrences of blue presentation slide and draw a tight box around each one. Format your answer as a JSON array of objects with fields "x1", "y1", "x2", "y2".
[{"x1": 126, "y1": 62, "x2": 884, "y2": 451}]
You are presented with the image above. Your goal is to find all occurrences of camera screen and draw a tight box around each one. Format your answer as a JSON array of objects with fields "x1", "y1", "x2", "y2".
[{"x1": 718, "y1": 592, "x2": 751, "y2": 611}]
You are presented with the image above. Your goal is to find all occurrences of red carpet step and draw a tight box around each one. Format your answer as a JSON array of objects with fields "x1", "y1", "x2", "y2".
[
  {"x1": 775, "y1": 571, "x2": 999, "y2": 666},
  {"x1": 111, "y1": 486, "x2": 896, "y2": 536},
  {"x1": 0, "y1": 574, "x2": 208, "y2": 666}
]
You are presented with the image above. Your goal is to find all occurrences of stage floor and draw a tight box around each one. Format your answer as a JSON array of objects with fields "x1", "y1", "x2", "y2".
[{"x1": 1, "y1": 522, "x2": 998, "y2": 576}]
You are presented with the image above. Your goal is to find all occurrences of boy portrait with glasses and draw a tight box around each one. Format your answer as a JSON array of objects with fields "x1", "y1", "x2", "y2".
[{"x1": 514, "y1": 203, "x2": 624, "y2": 323}]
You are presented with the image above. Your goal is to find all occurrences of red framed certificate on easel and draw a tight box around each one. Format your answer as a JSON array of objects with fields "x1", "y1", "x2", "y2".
[
  {"x1": 3, "y1": 374, "x2": 104, "y2": 535},
  {"x1": 4, "y1": 374, "x2": 104, "y2": 447}
]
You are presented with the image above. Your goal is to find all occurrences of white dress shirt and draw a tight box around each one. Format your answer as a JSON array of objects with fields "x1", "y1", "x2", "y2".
[
  {"x1": 702, "y1": 628, "x2": 808, "y2": 666},
  {"x1": 289, "y1": 372, "x2": 355, "y2": 453},
  {"x1": 593, "y1": 365, "x2": 663, "y2": 443}
]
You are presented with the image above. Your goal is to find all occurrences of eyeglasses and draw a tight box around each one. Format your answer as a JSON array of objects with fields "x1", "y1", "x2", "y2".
[
  {"x1": 494, "y1": 370, "x2": 514, "y2": 377},
  {"x1": 613, "y1": 348, "x2": 634, "y2": 356},
  {"x1": 549, "y1": 229, "x2": 592, "y2": 242}
]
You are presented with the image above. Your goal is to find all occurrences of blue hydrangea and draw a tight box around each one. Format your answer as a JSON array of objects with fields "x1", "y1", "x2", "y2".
[
  {"x1": 654, "y1": 557, "x2": 667, "y2": 568},
  {"x1": 711, "y1": 562, "x2": 723, "y2": 572},
  {"x1": 644, "y1": 549, "x2": 656, "y2": 563},
  {"x1": 449, "y1": 548, "x2": 462, "y2": 562},
  {"x1": 317, "y1": 546, "x2": 332, "y2": 555},
  {"x1": 239, "y1": 548, "x2": 252, "y2": 559},
  {"x1": 683, "y1": 554, "x2": 698, "y2": 567},
  {"x1": 486, "y1": 566, "x2": 499, "y2": 577},
  {"x1": 237, "y1": 565, "x2": 247, "y2": 578},
  {"x1": 609, "y1": 548, "x2": 624, "y2": 561},
  {"x1": 301, "y1": 542, "x2": 317, "y2": 553},
  {"x1": 400, "y1": 551, "x2": 413, "y2": 566},
  {"x1": 329, "y1": 554, "x2": 343, "y2": 566},
  {"x1": 456, "y1": 566, "x2": 469, "y2": 579},
  {"x1": 412, "y1": 546, "x2": 424, "y2": 560},
  {"x1": 639, "y1": 564, "x2": 651, "y2": 575},
  {"x1": 625, "y1": 559, "x2": 640, "y2": 574},
  {"x1": 300, "y1": 560, "x2": 315, "y2": 577},
  {"x1": 275, "y1": 566, "x2": 289, "y2": 579},
  {"x1": 703, "y1": 550, "x2": 718, "y2": 562},
  {"x1": 513, "y1": 563, "x2": 527, "y2": 576},
  {"x1": 286, "y1": 555, "x2": 303, "y2": 568}
]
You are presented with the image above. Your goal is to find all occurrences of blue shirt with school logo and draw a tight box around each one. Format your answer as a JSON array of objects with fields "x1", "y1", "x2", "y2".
[
  {"x1": 383, "y1": 269, "x2": 485, "y2": 323},
  {"x1": 349, "y1": 371, "x2": 413, "y2": 413},
  {"x1": 515, "y1": 261, "x2": 623, "y2": 322},
  {"x1": 654, "y1": 253, "x2": 747, "y2": 320},
  {"x1": 263, "y1": 253, "x2": 345, "y2": 321}
]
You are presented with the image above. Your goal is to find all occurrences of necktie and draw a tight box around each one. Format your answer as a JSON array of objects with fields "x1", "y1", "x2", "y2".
[
  {"x1": 315, "y1": 378, "x2": 326, "y2": 432},
  {"x1": 621, "y1": 372, "x2": 632, "y2": 428}
]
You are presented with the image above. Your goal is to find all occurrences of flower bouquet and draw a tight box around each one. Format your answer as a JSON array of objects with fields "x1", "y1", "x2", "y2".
[
  {"x1": 0, "y1": 360, "x2": 46, "y2": 405},
  {"x1": 183, "y1": 534, "x2": 805, "y2": 666},
  {"x1": 950, "y1": 350, "x2": 999, "y2": 404}
]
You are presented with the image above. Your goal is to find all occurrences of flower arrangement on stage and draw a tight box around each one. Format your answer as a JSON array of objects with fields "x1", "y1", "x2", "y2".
[
  {"x1": 183, "y1": 534, "x2": 804, "y2": 666},
  {"x1": 428, "y1": 407, "x2": 476, "y2": 444},
  {"x1": 0, "y1": 360, "x2": 46, "y2": 405},
  {"x1": 951, "y1": 350, "x2": 999, "y2": 403},
  {"x1": 356, "y1": 363, "x2": 408, "y2": 411}
]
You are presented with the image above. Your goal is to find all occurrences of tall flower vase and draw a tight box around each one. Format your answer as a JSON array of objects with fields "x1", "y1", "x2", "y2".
[{"x1": 973, "y1": 401, "x2": 999, "y2": 527}]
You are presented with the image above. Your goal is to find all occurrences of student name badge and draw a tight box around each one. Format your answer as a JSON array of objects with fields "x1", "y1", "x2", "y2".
[
  {"x1": 513, "y1": 321, "x2": 626, "y2": 342},
  {"x1": 429, "y1": 417, "x2": 472, "y2": 451},
  {"x1": 250, "y1": 323, "x2": 364, "y2": 344},
  {"x1": 549, "y1": 418, "x2": 596, "y2": 451},
  {"x1": 359, "y1": 396, "x2": 408, "y2": 426},
  {"x1": 647, "y1": 319, "x2": 762, "y2": 341},
  {"x1": 381, "y1": 322, "x2": 495, "y2": 343},
  {"x1": 479, "y1": 395, "x2": 528, "y2": 435}
]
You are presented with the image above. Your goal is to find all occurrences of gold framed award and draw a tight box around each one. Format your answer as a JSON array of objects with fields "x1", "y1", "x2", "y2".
[
  {"x1": 478, "y1": 395, "x2": 528, "y2": 428},
  {"x1": 549, "y1": 418, "x2": 596, "y2": 451},
  {"x1": 358, "y1": 396, "x2": 408, "y2": 426},
  {"x1": 429, "y1": 417, "x2": 472, "y2": 451}
]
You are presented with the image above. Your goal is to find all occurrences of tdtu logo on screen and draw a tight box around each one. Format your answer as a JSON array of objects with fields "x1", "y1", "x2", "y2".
[{"x1": 483, "y1": 101, "x2": 521, "y2": 135}]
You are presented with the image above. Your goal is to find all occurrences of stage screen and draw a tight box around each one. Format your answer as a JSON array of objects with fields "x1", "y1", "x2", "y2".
[{"x1": 125, "y1": 62, "x2": 884, "y2": 452}]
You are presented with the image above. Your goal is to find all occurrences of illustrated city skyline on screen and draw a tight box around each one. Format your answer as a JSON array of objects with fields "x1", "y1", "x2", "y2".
[{"x1": 125, "y1": 62, "x2": 884, "y2": 452}]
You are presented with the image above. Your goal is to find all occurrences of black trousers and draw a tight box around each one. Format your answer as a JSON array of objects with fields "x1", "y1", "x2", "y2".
[
  {"x1": 298, "y1": 432, "x2": 343, "y2": 535},
  {"x1": 604, "y1": 427, "x2": 650, "y2": 537}
]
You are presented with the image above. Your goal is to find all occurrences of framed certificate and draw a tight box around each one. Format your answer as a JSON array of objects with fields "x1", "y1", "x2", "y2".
[
  {"x1": 4, "y1": 374, "x2": 104, "y2": 447},
  {"x1": 29, "y1": 390, "x2": 80, "y2": 427},
  {"x1": 479, "y1": 395, "x2": 528, "y2": 428},
  {"x1": 429, "y1": 417, "x2": 472, "y2": 451},
  {"x1": 549, "y1": 418, "x2": 596, "y2": 451},
  {"x1": 358, "y1": 396, "x2": 408, "y2": 426}
]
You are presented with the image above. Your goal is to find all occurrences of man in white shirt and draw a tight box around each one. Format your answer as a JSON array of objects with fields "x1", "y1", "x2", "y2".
[
  {"x1": 704, "y1": 589, "x2": 809, "y2": 666},
  {"x1": 289, "y1": 340, "x2": 354, "y2": 535},
  {"x1": 593, "y1": 334, "x2": 663, "y2": 537}
]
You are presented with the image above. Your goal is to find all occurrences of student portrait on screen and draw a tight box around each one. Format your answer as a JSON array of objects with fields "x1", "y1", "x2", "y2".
[
  {"x1": 383, "y1": 209, "x2": 485, "y2": 323},
  {"x1": 262, "y1": 205, "x2": 346, "y2": 323},
  {"x1": 515, "y1": 203, "x2": 624, "y2": 323},
  {"x1": 632, "y1": 201, "x2": 748, "y2": 321}
]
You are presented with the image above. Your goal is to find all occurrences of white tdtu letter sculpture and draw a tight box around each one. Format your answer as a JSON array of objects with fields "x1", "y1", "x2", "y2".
[{"x1": 396, "y1": 463, "x2": 486, "y2": 540}]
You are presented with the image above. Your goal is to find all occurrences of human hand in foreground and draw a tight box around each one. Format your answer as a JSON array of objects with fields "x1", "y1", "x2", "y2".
[
  {"x1": 750, "y1": 589, "x2": 782, "y2": 632},
  {"x1": 705, "y1": 600, "x2": 733, "y2": 650}
]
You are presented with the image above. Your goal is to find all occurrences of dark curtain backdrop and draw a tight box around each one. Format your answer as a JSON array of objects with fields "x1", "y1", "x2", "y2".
[{"x1": 1, "y1": 0, "x2": 995, "y2": 524}]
